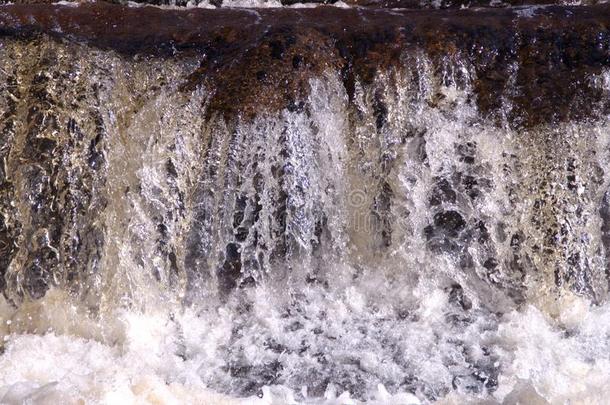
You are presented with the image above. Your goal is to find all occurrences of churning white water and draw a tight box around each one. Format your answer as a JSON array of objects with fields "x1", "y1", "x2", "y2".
[
  {"x1": 2, "y1": 36, "x2": 610, "y2": 404},
  {"x1": 3, "y1": 290, "x2": 610, "y2": 404}
]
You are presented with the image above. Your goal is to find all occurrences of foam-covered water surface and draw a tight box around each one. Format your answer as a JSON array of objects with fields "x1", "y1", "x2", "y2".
[{"x1": 2, "y1": 290, "x2": 610, "y2": 404}]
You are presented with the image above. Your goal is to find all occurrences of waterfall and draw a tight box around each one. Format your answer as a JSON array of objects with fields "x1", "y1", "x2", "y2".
[{"x1": 1, "y1": 2, "x2": 610, "y2": 404}]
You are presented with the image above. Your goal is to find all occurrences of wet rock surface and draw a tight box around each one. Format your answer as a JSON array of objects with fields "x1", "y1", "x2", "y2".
[
  {"x1": 0, "y1": 2, "x2": 608, "y2": 304},
  {"x1": 0, "y1": 3, "x2": 609, "y2": 125},
  {"x1": 2, "y1": 0, "x2": 605, "y2": 8}
]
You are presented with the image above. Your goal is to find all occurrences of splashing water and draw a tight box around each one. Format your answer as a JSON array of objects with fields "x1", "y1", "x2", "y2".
[{"x1": 1, "y1": 35, "x2": 610, "y2": 404}]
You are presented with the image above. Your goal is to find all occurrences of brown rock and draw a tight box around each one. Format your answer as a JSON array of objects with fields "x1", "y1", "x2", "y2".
[{"x1": 1, "y1": 3, "x2": 609, "y2": 126}]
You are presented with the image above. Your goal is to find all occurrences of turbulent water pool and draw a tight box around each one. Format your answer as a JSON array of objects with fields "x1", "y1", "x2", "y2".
[
  {"x1": 2, "y1": 2, "x2": 610, "y2": 404},
  {"x1": 3, "y1": 288, "x2": 610, "y2": 404}
]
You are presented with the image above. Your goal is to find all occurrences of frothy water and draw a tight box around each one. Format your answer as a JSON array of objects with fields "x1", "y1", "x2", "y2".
[
  {"x1": 3, "y1": 291, "x2": 610, "y2": 404},
  {"x1": 1, "y1": 35, "x2": 610, "y2": 404}
]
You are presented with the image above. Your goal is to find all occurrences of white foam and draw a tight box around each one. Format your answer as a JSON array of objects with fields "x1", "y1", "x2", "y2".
[{"x1": 3, "y1": 292, "x2": 610, "y2": 404}]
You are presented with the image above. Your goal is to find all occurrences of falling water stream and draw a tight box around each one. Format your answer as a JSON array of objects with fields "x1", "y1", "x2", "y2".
[{"x1": 1, "y1": 4, "x2": 610, "y2": 404}]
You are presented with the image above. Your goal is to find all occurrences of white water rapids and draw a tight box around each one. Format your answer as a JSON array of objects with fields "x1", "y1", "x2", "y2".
[
  {"x1": 1, "y1": 38, "x2": 610, "y2": 404},
  {"x1": 3, "y1": 289, "x2": 610, "y2": 404}
]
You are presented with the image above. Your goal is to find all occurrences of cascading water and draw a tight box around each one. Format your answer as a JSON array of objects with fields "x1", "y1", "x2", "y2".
[{"x1": 2, "y1": 3, "x2": 610, "y2": 404}]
